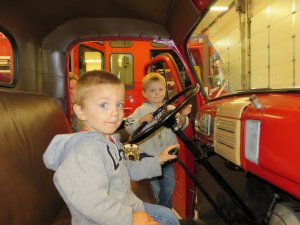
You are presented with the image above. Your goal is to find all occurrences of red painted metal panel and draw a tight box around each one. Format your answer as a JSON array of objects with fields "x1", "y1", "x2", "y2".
[
  {"x1": 173, "y1": 125, "x2": 195, "y2": 218},
  {"x1": 192, "y1": 0, "x2": 212, "y2": 12},
  {"x1": 241, "y1": 94, "x2": 300, "y2": 198}
]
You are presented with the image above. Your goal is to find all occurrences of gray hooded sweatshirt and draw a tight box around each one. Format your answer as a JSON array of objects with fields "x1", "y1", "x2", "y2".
[{"x1": 43, "y1": 131, "x2": 162, "y2": 225}]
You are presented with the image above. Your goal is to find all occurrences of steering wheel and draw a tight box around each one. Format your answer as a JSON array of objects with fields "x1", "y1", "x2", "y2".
[{"x1": 128, "y1": 84, "x2": 200, "y2": 144}]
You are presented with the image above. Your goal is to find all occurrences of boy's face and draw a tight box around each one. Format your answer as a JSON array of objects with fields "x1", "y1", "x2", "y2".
[
  {"x1": 142, "y1": 80, "x2": 166, "y2": 106},
  {"x1": 74, "y1": 84, "x2": 124, "y2": 138}
]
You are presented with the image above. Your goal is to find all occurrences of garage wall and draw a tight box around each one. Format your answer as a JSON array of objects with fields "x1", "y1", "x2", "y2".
[
  {"x1": 193, "y1": 0, "x2": 300, "y2": 94},
  {"x1": 251, "y1": 0, "x2": 300, "y2": 88}
]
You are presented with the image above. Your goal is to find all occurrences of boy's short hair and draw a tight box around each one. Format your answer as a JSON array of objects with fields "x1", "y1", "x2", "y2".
[
  {"x1": 74, "y1": 70, "x2": 123, "y2": 106},
  {"x1": 142, "y1": 72, "x2": 166, "y2": 90}
]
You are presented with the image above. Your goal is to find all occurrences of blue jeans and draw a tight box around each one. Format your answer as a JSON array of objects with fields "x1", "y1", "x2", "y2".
[
  {"x1": 150, "y1": 162, "x2": 175, "y2": 209},
  {"x1": 144, "y1": 202, "x2": 180, "y2": 225}
]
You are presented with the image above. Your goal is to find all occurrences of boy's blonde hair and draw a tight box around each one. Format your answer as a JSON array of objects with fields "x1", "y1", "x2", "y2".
[
  {"x1": 142, "y1": 72, "x2": 166, "y2": 90},
  {"x1": 74, "y1": 70, "x2": 123, "y2": 106}
]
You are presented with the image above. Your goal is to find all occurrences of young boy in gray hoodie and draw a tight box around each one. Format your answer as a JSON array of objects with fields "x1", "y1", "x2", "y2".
[
  {"x1": 125, "y1": 72, "x2": 192, "y2": 209},
  {"x1": 43, "y1": 70, "x2": 180, "y2": 225}
]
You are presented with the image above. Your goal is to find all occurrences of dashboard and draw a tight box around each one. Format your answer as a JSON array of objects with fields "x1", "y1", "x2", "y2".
[{"x1": 195, "y1": 94, "x2": 300, "y2": 199}]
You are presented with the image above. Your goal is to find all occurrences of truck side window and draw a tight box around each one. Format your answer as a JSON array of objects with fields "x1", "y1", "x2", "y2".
[
  {"x1": 0, "y1": 30, "x2": 18, "y2": 87},
  {"x1": 78, "y1": 44, "x2": 104, "y2": 76},
  {"x1": 110, "y1": 53, "x2": 134, "y2": 90}
]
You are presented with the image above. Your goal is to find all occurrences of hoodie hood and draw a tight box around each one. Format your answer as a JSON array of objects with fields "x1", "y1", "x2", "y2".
[
  {"x1": 43, "y1": 133, "x2": 79, "y2": 171},
  {"x1": 43, "y1": 131, "x2": 122, "y2": 171}
]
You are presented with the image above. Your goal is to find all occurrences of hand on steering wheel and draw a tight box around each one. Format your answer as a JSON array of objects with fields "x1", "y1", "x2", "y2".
[{"x1": 128, "y1": 84, "x2": 199, "y2": 144}]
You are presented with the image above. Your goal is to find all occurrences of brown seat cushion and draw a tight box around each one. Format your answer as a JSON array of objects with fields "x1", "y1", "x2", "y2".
[{"x1": 132, "y1": 180, "x2": 156, "y2": 204}]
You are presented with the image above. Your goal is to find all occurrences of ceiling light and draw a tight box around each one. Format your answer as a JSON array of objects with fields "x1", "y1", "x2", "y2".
[{"x1": 210, "y1": 6, "x2": 228, "y2": 11}]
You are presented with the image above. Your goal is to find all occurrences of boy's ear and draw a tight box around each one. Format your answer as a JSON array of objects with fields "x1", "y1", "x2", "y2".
[{"x1": 73, "y1": 104, "x2": 86, "y2": 120}]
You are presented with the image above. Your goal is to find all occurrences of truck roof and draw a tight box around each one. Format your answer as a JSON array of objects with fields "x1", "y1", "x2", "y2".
[{"x1": 0, "y1": 0, "x2": 211, "y2": 51}]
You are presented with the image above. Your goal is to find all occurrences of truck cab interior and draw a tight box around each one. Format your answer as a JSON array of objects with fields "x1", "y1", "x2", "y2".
[{"x1": 1, "y1": 0, "x2": 300, "y2": 225}]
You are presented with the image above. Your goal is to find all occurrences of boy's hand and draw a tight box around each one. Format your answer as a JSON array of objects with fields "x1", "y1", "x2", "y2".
[
  {"x1": 158, "y1": 144, "x2": 180, "y2": 165},
  {"x1": 132, "y1": 211, "x2": 160, "y2": 225},
  {"x1": 175, "y1": 104, "x2": 192, "y2": 127},
  {"x1": 180, "y1": 104, "x2": 192, "y2": 116},
  {"x1": 139, "y1": 113, "x2": 153, "y2": 124}
]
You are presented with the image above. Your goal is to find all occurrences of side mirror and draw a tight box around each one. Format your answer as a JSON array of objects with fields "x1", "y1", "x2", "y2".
[{"x1": 209, "y1": 59, "x2": 224, "y2": 88}]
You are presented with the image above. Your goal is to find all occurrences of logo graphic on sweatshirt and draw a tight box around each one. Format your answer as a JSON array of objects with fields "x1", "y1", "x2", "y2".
[{"x1": 106, "y1": 145, "x2": 126, "y2": 170}]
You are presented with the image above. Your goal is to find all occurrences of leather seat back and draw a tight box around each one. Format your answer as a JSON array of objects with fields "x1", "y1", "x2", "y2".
[{"x1": 0, "y1": 90, "x2": 71, "y2": 225}]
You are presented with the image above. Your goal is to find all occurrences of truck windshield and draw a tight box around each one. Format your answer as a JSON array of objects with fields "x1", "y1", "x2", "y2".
[{"x1": 188, "y1": 0, "x2": 300, "y2": 100}]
